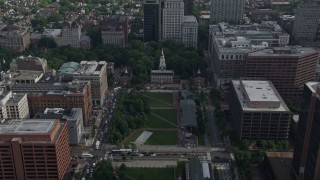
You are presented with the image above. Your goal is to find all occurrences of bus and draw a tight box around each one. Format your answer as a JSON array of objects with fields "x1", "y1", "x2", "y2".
[{"x1": 82, "y1": 153, "x2": 93, "y2": 158}]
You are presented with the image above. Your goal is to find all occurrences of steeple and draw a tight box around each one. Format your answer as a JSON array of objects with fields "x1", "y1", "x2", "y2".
[{"x1": 159, "y1": 49, "x2": 166, "y2": 71}]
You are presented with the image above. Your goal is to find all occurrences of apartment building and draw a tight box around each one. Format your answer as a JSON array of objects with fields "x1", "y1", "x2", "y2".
[
  {"x1": 0, "y1": 119, "x2": 71, "y2": 180},
  {"x1": 0, "y1": 25, "x2": 30, "y2": 52},
  {"x1": 162, "y1": 0, "x2": 184, "y2": 41},
  {"x1": 35, "y1": 108, "x2": 84, "y2": 145},
  {"x1": 210, "y1": 0, "x2": 245, "y2": 24},
  {"x1": 208, "y1": 21, "x2": 290, "y2": 86},
  {"x1": 0, "y1": 90, "x2": 29, "y2": 119},
  {"x1": 182, "y1": 16, "x2": 198, "y2": 49},
  {"x1": 292, "y1": 82, "x2": 320, "y2": 180},
  {"x1": 73, "y1": 61, "x2": 108, "y2": 106},
  {"x1": 101, "y1": 15, "x2": 128, "y2": 47},
  {"x1": 245, "y1": 47, "x2": 318, "y2": 103},
  {"x1": 229, "y1": 80, "x2": 291, "y2": 140},
  {"x1": 143, "y1": 0, "x2": 161, "y2": 42},
  {"x1": 11, "y1": 81, "x2": 92, "y2": 126}
]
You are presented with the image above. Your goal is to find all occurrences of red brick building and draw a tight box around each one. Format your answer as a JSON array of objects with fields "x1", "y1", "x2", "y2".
[{"x1": 0, "y1": 119, "x2": 71, "y2": 180}]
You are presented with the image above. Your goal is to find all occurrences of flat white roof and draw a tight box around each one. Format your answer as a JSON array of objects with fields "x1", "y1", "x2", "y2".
[
  {"x1": 232, "y1": 80, "x2": 289, "y2": 112},
  {"x1": 0, "y1": 119, "x2": 57, "y2": 134}
]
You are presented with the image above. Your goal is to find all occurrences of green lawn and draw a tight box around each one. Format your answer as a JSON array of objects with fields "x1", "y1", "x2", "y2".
[
  {"x1": 151, "y1": 109, "x2": 177, "y2": 125},
  {"x1": 146, "y1": 114, "x2": 176, "y2": 128},
  {"x1": 146, "y1": 93, "x2": 173, "y2": 104},
  {"x1": 145, "y1": 131, "x2": 177, "y2": 145},
  {"x1": 144, "y1": 93, "x2": 173, "y2": 108},
  {"x1": 122, "y1": 131, "x2": 143, "y2": 145},
  {"x1": 124, "y1": 168, "x2": 174, "y2": 180}
]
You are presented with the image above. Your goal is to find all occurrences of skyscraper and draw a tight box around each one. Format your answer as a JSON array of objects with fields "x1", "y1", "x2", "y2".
[
  {"x1": 291, "y1": 82, "x2": 320, "y2": 180},
  {"x1": 143, "y1": 0, "x2": 161, "y2": 42},
  {"x1": 162, "y1": 0, "x2": 184, "y2": 41},
  {"x1": 210, "y1": 0, "x2": 245, "y2": 24},
  {"x1": 292, "y1": 2, "x2": 320, "y2": 43}
]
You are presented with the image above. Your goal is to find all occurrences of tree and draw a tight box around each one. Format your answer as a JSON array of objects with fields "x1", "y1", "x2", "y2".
[
  {"x1": 86, "y1": 26, "x2": 102, "y2": 49},
  {"x1": 39, "y1": 37, "x2": 57, "y2": 48},
  {"x1": 93, "y1": 160, "x2": 113, "y2": 180}
]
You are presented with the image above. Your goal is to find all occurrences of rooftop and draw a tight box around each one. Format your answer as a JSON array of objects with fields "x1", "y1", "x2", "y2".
[
  {"x1": 266, "y1": 152, "x2": 293, "y2": 180},
  {"x1": 232, "y1": 80, "x2": 289, "y2": 111},
  {"x1": 101, "y1": 15, "x2": 127, "y2": 32},
  {"x1": 183, "y1": 16, "x2": 198, "y2": 23},
  {"x1": 0, "y1": 119, "x2": 57, "y2": 134},
  {"x1": 180, "y1": 99, "x2": 197, "y2": 127},
  {"x1": 306, "y1": 82, "x2": 320, "y2": 95},
  {"x1": 73, "y1": 61, "x2": 107, "y2": 76},
  {"x1": 247, "y1": 47, "x2": 318, "y2": 57}
]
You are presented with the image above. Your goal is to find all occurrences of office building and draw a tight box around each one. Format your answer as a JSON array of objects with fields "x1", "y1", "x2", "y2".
[
  {"x1": 0, "y1": 119, "x2": 71, "y2": 180},
  {"x1": 208, "y1": 22, "x2": 290, "y2": 86},
  {"x1": 143, "y1": 0, "x2": 161, "y2": 42},
  {"x1": 229, "y1": 80, "x2": 291, "y2": 140},
  {"x1": 182, "y1": 16, "x2": 198, "y2": 49},
  {"x1": 55, "y1": 24, "x2": 81, "y2": 48},
  {"x1": 151, "y1": 50, "x2": 174, "y2": 83},
  {"x1": 245, "y1": 47, "x2": 318, "y2": 103},
  {"x1": 0, "y1": 25, "x2": 30, "y2": 52},
  {"x1": 0, "y1": 91, "x2": 29, "y2": 119},
  {"x1": 73, "y1": 61, "x2": 108, "y2": 106},
  {"x1": 292, "y1": 2, "x2": 320, "y2": 44},
  {"x1": 210, "y1": 0, "x2": 245, "y2": 24},
  {"x1": 101, "y1": 15, "x2": 128, "y2": 47},
  {"x1": 10, "y1": 55, "x2": 48, "y2": 73},
  {"x1": 35, "y1": 108, "x2": 84, "y2": 145},
  {"x1": 162, "y1": 0, "x2": 184, "y2": 41},
  {"x1": 11, "y1": 81, "x2": 92, "y2": 126},
  {"x1": 292, "y1": 82, "x2": 320, "y2": 180}
]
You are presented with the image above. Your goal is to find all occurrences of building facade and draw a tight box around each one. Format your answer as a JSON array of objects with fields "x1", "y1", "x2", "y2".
[
  {"x1": 143, "y1": 0, "x2": 161, "y2": 42},
  {"x1": 245, "y1": 47, "x2": 318, "y2": 103},
  {"x1": 0, "y1": 25, "x2": 30, "y2": 52},
  {"x1": 101, "y1": 15, "x2": 128, "y2": 47},
  {"x1": 162, "y1": 0, "x2": 184, "y2": 41},
  {"x1": 208, "y1": 22, "x2": 290, "y2": 86},
  {"x1": 10, "y1": 55, "x2": 48, "y2": 73},
  {"x1": 182, "y1": 16, "x2": 198, "y2": 49},
  {"x1": 36, "y1": 108, "x2": 84, "y2": 145},
  {"x1": 55, "y1": 24, "x2": 81, "y2": 48},
  {"x1": 291, "y1": 82, "x2": 320, "y2": 180},
  {"x1": 0, "y1": 91, "x2": 29, "y2": 119},
  {"x1": 210, "y1": 0, "x2": 245, "y2": 24},
  {"x1": 11, "y1": 81, "x2": 92, "y2": 126},
  {"x1": 292, "y1": 2, "x2": 320, "y2": 44},
  {"x1": 229, "y1": 80, "x2": 291, "y2": 140},
  {"x1": 0, "y1": 119, "x2": 71, "y2": 180},
  {"x1": 73, "y1": 61, "x2": 108, "y2": 106},
  {"x1": 151, "y1": 50, "x2": 174, "y2": 83}
]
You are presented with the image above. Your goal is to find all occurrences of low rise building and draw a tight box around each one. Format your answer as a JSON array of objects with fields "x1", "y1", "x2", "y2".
[
  {"x1": 0, "y1": 119, "x2": 71, "y2": 180},
  {"x1": 0, "y1": 90, "x2": 29, "y2": 119},
  {"x1": 229, "y1": 80, "x2": 291, "y2": 140},
  {"x1": 101, "y1": 15, "x2": 128, "y2": 47},
  {"x1": 151, "y1": 50, "x2": 174, "y2": 84},
  {"x1": 11, "y1": 81, "x2": 92, "y2": 126},
  {"x1": 10, "y1": 55, "x2": 48, "y2": 73},
  {"x1": 55, "y1": 24, "x2": 81, "y2": 48},
  {"x1": 35, "y1": 108, "x2": 84, "y2": 145}
]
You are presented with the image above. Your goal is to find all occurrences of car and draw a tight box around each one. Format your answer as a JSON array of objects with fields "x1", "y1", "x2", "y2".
[
  {"x1": 90, "y1": 173, "x2": 93, "y2": 178},
  {"x1": 86, "y1": 169, "x2": 89, "y2": 174}
]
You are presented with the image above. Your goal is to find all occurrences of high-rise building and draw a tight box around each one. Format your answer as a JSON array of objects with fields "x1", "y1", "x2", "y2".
[
  {"x1": 245, "y1": 47, "x2": 318, "y2": 103},
  {"x1": 0, "y1": 119, "x2": 71, "y2": 180},
  {"x1": 73, "y1": 61, "x2": 108, "y2": 106},
  {"x1": 229, "y1": 80, "x2": 291, "y2": 140},
  {"x1": 143, "y1": 0, "x2": 161, "y2": 42},
  {"x1": 182, "y1": 16, "x2": 198, "y2": 49},
  {"x1": 292, "y1": 2, "x2": 320, "y2": 44},
  {"x1": 210, "y1": 0, "x2": 245, "y2": 24},
  {"x1": 162, "y1": 0, "x2": 184, "y2": 41},
  {"x1": 291, "y1": 82, "x2": 320, "y2": 180},
  {"x1": 101, "y1": 15, "x2": 128, "y2": 47},
  {"x1": 208, "y1": 22, "x2": 290, "y2": 86}
]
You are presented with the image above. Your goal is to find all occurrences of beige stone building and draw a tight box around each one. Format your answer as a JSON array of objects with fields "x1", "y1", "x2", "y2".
[
  {"x1": 0, "y1": 25, "x2": 30, "y2": 52},
  {"x1": 0, "y1": 90, "x2": 29, "y2": 119}
]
